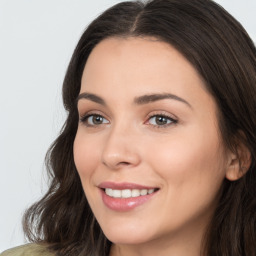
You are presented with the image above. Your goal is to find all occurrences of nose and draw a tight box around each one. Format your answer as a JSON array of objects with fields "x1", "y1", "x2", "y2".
[{"x1": 101, "y1": 125, "x2": 141, "y2": 170}]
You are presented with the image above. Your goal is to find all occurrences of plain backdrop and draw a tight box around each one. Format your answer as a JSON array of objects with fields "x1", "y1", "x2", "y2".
[{"x1": 0, "y1": 0, "x2": 255, "y2": 252}]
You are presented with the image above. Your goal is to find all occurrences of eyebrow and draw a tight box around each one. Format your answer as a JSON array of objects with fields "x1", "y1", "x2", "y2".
[
  {"x1": 76, "y1": 92, "x2": 106, "y2": 106},
  {"x1": 134, "y1": 93, "x2": 192, "y2": 108},
  {"x1": 76, "y1": 92, "x2": 192, "y2": 108}
]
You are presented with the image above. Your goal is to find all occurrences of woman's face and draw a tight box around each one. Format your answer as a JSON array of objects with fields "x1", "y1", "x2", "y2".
[{"x1": 74, "y1": 37, "x2": 232, "y2": 250}]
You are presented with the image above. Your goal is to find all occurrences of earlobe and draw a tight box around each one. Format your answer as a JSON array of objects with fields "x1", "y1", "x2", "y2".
[{"x1": 225, "y1": 143, "x2": 251, "y2": 181}]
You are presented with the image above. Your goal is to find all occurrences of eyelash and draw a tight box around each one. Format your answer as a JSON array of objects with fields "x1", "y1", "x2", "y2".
[
  {"x1": 146, "y1": 113, "x2": 178, "y2": 128},
  {"x1": 79, "y1": 112, "x2": 178, "y2": 128},
  {"x1": 79, "y1": 113, "x2": 109, "y2": 127}
]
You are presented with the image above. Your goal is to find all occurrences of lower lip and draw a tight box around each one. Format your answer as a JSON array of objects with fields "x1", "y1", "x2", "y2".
[{"x1": 100, "y1": 189, "x2": 158, "y2": 212}]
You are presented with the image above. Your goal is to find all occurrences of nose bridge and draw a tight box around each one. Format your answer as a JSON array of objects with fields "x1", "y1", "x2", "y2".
[{"x1": 101, "y1": 118, "x2": 140, "y2": 169}]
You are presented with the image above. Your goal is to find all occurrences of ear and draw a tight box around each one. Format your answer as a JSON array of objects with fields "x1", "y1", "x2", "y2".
[{"x1": 225, "y1": 140, "x2": 251, "y2": 181}]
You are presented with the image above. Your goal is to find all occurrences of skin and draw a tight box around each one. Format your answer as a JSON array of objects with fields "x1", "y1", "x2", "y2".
[{"x1": 73, "y1": 37, "x2": 237, "y2": 256}]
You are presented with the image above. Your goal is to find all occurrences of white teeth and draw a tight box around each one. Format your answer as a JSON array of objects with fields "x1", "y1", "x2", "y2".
[
  {"x1": 122, "y1": 189, "x2": 132, "y2": 198},
  {"x1": 112, "y1": 189, "x2": 121, "y2": 198},
  {"x1": 148, "y1": 189, "x2": 154, "y2": 194},
  {"x1": 105, "y1": 188, "x2": 156, "y2": 198},
  {"x1": 140, "y1": 189, "x2": 147, "y2": 196},
  {"x1": 105, "y1": 188, "x2": 113, "y2": 197},
  {"x1": 131, "y1": 189, "x2": 140, "y2": 197}
]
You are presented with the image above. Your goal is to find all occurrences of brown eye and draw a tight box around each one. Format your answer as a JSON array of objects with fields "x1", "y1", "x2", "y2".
[
  {"x1": 148, "y1": 115, "x2": 176, "y2": 126},
  {"x1": 81, "y1": 114, "x2": 109, "y2": 126},
  {"x1": 155, "y1": 116, "x2": 169, "y2": 125},
  {"x1": 92, "y1": 115, "x2": 104, "y2": 124}
]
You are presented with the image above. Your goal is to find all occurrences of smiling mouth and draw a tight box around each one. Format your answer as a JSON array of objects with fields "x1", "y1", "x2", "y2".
[
  {"x1": 99, "y1": 182, "x2": 160, "y2": 211},
  {"x1": 104, "y1": 188, "x2": 159, "y2": 199}
]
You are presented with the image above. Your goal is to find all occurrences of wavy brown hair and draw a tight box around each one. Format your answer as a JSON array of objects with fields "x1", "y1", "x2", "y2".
[{"x1": 23, "y1": 0, "x2": 256, "y2": 255}]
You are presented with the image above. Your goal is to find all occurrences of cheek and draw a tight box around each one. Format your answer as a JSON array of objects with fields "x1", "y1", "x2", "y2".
[
  {"x1": 147, "y1": 126, "x2": 226, "y2": 197},
  {"x1": 73, "y1": 132, "x2": 101, "y2": 183},
  {"x1": 144, "y1": 130, "x2": 226, "y2": 230}
]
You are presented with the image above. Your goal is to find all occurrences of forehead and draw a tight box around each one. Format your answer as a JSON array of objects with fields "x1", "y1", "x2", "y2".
[
  {"x1": 82, "y1": 37, "x2": 202, "y2": 89},
  {"x1": 80, "y1": 37, "x2": 215, "y2": 112}
]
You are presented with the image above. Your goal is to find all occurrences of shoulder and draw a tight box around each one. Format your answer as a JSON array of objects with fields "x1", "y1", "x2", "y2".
[{"x1": 0, "y1": 243, "x2": 55, "y2": 256}]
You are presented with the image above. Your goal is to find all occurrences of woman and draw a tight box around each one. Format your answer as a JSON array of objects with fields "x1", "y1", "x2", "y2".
[{"x1": 2, "y1": 0, "x2": 256, "y2": 255}]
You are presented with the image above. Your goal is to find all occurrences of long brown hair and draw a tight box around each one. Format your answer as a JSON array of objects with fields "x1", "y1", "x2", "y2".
[{"x1": 23, "y1": 0, "x2": 256, "y2": 255}]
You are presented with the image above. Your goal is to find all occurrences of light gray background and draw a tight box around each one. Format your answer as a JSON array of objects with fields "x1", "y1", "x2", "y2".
[{"x1": 0, "y1": 0, "x2": 255, "y2": 252}]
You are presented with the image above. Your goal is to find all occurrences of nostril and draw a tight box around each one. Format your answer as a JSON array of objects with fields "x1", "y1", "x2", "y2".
[{"x1": 119, "y1": 161, "x2": 130, "y2": 166}]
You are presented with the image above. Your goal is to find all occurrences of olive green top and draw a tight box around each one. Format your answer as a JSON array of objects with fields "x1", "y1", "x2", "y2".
[{"x1": 1, "y1": 244, "x2": 55, "y2": 256}]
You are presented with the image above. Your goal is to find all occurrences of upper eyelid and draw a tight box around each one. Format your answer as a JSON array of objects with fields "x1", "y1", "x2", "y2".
[
  {"x1": 148, "y1": 114, "x2": 176, "y2": 121},
  {"x1": 78, "y1": 110, "x2": 177, "y2": 118},
  {"x1": 78, "y1": 109, "x2": 110, "y2": 120},
  {"x1": 146, "y1": 115, "x2": 177, "y2": 125},
  {"x1": 146, "y1": 110, "x2": 178, "y2": 120},
  {"x1": 78, "y1": 109, "x2": 178, "y2": 124},
  {"x1": 79, "y1": 113, "x2": 110, "y2": 128}
]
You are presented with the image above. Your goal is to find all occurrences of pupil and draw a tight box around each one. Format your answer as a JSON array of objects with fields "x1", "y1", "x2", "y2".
[
  {"x1": 93, "y1": 116, "x2": 102, "y2": 124},
  {"x1": 156, "y1": 116, "x2": 167, "y2": 125}
]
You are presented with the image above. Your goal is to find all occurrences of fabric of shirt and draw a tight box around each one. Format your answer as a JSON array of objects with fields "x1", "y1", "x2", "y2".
[{"x1": 0, "y1": 243, "x2": 55, "y2": 256}]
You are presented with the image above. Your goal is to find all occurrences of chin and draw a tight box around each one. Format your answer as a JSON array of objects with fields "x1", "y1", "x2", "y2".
[
  {"x1": 106, "y1": 233, "x2": 153, "y2": 245},
  {"x1": 101, "y1": 223, "x2": 155, "y2": 245}
]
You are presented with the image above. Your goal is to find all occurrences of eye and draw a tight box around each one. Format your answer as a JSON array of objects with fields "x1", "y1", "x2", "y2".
[
  {"x1": 147, "y1": 114, "x2": 177, "y2": 127},
  {"x1": 80, "y1": 114, "x2": 109, "y2": 126}
]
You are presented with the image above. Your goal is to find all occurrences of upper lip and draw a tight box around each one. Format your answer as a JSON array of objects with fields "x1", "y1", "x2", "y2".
[{"x1": 98, "y1": 181, "x2": 158, "y2": 190}]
